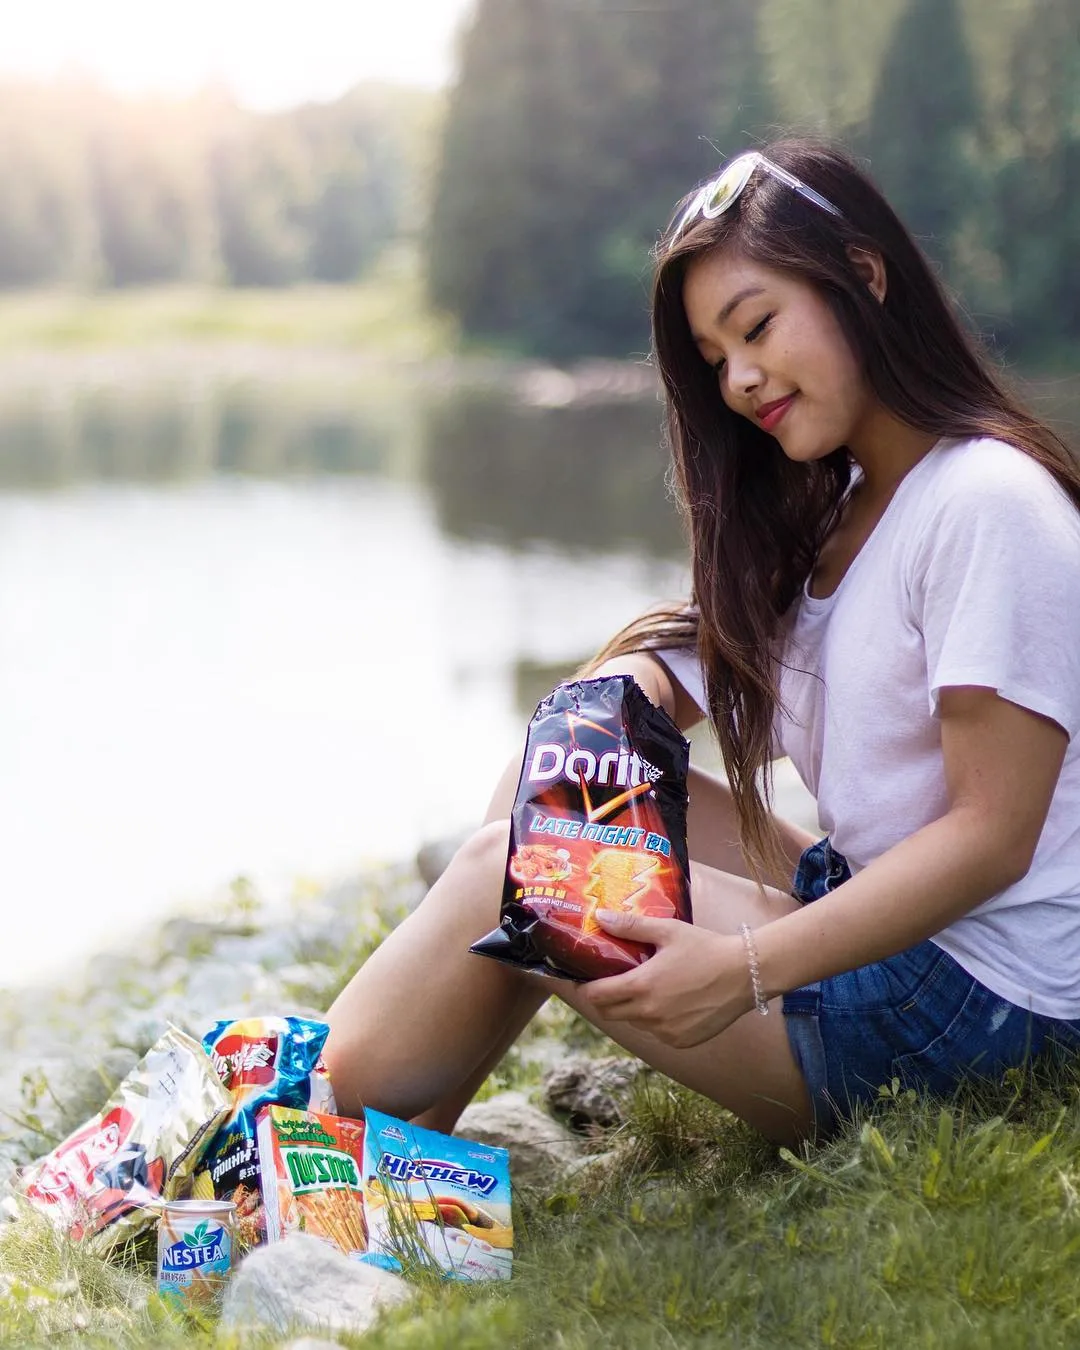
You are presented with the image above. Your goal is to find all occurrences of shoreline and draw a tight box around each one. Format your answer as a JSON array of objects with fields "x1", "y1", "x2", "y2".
[
  {"x1": 0, "y1": 751, "x2": 818, "y2": 1174},
  {"x1": 0, "y1": 850, "x2": 426, "y2": 1179},
  {"x1": 0, "y1": 343, "x2": 662, "y2": 409}
]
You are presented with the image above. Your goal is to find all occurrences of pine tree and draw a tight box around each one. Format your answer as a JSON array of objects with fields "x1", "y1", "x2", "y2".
[
  {"x1": 760, "y1": 0, "x2": 905, "y2": 136},
  {"x1": 992, "y1": 0, "x2": 1080, "y2": 350},
  {"x1": 426, "y1": 0, "x2": 778, "y2": 358},
  {"x1": 863, "y1": 0, "x2": 983, "y2": 278}
]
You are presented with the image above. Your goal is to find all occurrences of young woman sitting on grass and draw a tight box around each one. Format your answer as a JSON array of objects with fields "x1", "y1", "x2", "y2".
[{"x1": 324, "y1": 138, "x2": 1080, "y2": 1144}]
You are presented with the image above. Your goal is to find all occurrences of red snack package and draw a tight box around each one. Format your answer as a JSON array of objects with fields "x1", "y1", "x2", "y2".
[{"x1": 470, "y1": 675, "x2": 691, "y2": 981}]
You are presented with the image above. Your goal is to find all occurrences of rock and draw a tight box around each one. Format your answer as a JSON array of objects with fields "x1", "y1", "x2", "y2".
[
  {"x1": 51, "y1": 1046, "x2": 142, "y2": 1135},
  {"x1": 562, "y1": 1145, "x2": 632, "y2": 1192},
  {"x1": 220, "y1": 1232, "x2": 414, "y2": 1337},
  {"x1": 283, "y1": 1340, "x2": 348, "y2": 1350},
  {"x1": 202, "y1": 928, "x2": 301, "y2": 971},
  {"x1": 542, "y1": 1055, "x2": 649, "y2": 1130},
  {"x1": 455, "y1": 1091, "x2": 583, "y2": 1190},
  {"x1": 9, "y1": 1046, "x2": 143, "y2": 1151},
  {"x1": 271, "y1": 962, "x2": 338, "y2": 1006},
  {"x1": 157, "y1": 916, "x2": 255, "y2": 961},
  {"x1": 325, "y1": 866, "x2": 426, "y2": 920},
  {"x1": 415, "y1": 832, "x2": 470, "y2": 890},
  {"x1": 110, "y1": 1007, "x2": 181, "y2": 1054},
  {"x1": 177, "y1": 959, "x2": 291, "y2": 1021}
]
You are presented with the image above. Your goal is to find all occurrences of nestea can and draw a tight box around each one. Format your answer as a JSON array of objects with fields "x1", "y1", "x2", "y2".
[{"x1": 156, "y1": 1199, "x2": 236, "y2": 1312}]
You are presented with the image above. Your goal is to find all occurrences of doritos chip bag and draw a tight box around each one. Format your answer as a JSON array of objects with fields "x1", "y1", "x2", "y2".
[
  {"x1": 471, "y1": 675, "x2": 691, "y2": 981},
  {"x1": 194, "y1": 1016, "x2": 334, "y2": 1246},
  {"x1": 19, "y1": 1026, "x2": 231, "y2": 1253}
]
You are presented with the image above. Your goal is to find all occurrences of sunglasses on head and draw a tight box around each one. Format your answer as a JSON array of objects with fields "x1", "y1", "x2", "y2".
[{"x1": 666, "y1": 151, "x2": 844, "y2": 254}]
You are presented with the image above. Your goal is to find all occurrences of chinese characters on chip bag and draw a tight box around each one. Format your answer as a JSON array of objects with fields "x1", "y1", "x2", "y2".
[{"x1": 471, "y1": 675, "x2": 691, "y2": 981}]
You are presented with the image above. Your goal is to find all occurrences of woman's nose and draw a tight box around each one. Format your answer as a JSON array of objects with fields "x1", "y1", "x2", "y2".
[{"x1": 725, "y1": 353, "x2": 763, "y2": 401}]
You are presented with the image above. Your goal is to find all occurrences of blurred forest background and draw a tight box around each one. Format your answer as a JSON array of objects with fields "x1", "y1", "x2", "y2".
[{"x1": 1, "y1": 0, "x2": 1078, "y2": 364}]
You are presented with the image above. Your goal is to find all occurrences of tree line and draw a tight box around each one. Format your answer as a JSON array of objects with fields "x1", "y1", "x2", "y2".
[
  {"x1": 4, "y1": 0, "x2": 1078, "y2": 365},
  {"x1": 0, "y1": 79, "x2": 435, "y2": 288},
  {"x1": 428, "y1": 0, "x2": 1080, "y2": 361}
]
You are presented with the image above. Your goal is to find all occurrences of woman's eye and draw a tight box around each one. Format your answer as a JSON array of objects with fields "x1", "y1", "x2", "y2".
[
  {"x1": 711, "y1": 356, "x2": 726, "y2": 375},
  {"x1": 745, "y1": 313, "x2": 774, "y2": 344}
]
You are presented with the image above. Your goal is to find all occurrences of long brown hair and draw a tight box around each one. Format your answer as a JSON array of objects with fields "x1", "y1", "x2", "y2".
[{"x1": 592, "y1": 137, "x2": 1080, "y2": 886}]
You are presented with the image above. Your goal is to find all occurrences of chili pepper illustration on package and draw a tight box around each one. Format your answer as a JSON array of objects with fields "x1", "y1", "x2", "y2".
[{"x1": 471, "y1": 674, "x2": 691, "y2": 981}]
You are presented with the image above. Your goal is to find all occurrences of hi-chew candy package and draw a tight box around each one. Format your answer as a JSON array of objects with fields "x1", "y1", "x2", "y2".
[
  {"x1": 19, "y1": 1026, "x2": 230, "y2": 1253},
  {"x1": 193, "y1": 1016, "x2": 335, "y2": 1246},
  {"x1": 471, "y1": 675, "x2": 691, "y2": 981},
  {"x1": 360, "y1": 1108, "x2": 512, "y2": 1282}
]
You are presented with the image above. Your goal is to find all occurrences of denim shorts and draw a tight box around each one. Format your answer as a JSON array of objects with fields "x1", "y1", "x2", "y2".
[{"x1": 783, "y1": 838, "x2": 1080, "y2": 1137}]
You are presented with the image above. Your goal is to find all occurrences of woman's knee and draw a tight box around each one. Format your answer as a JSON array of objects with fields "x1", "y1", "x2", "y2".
[
  {"x1": 418, "y1": 818, "x2": 510, "y2": 924},
  {"x1": 454, "y1": 817, "x2": 510, "y2": 868}
]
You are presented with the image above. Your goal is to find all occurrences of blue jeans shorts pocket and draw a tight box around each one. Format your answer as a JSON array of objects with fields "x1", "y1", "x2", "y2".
[
  {"x1": 780, "y1": 837, "x2": 1080, "y2": 1137},
  {"x1": 890, "y1": 977, "x2": 1071, "y2": 1098}
]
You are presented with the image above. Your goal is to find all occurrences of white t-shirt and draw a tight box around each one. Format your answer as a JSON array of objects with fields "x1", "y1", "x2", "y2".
[{"x1": 659, "y1": 436, "x2": 1080, "y2": 1018}]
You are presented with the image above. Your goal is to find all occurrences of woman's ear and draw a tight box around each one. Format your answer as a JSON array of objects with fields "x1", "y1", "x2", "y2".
[{"x1": 847, "y1": 246, "x2": 887, "y2": 303}]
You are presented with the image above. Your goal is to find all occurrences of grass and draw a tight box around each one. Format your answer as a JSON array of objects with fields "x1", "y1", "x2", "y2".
[
  {"x1": 361, "y1": 1066, "x2": 1080, "y2": 1350},
  {"x1": 8, "y1": 865, "x2": 1080, "y2": 1348},
  {"x1": 0, "y1": 252, "x2": 457, "y2": 360},
  {"x1": 8, "y1": 1045, "x2": 1080, "y2": 1347}
]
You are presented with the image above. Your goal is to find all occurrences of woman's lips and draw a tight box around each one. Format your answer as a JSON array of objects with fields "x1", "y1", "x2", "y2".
[{"x1": 756, "y1": 394, "x2": 796, "y2": 433}]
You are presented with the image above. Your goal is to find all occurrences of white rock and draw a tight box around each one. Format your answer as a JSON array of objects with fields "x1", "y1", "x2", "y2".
[
  {"x1": 210, "y1": 928, "x2": 301, "y2": 970},
  {"x1": 220, "y1": 1232, "x2": 414, "y2": 1336},
  {"x1": 455, "y1": 1091, "x2": 582, "y2": 1190},
  {"x1": 177, "y1": 960, "x2": 291, "y2": 1023},
  {"x1": 271, "y1": 962, "x2": 337, "y2": 1004},
  {"x1": 283, "y1": 1340, "x2": 347, "y2": 1350},
  {"x1": 51, "y1": 1046, "x2": 142, "y2": 1135},
  {"x1": 415, "y1": 833, "x2": 470, "y2": 890}
]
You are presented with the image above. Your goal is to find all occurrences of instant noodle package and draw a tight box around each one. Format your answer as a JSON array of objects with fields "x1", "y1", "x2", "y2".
[
  {"x1": 472, "y1": 674, "x2": 692, "y2": 981},
  {"x1": 19, "y1": 1027, "x2": 230, "y2": 1251},
  {"x1": 193, "y1": 1016, "x2": 335, "y2": 1246},
  {"x1": 360, "y1": 1108, "x2": 512, "y2": 1282}
]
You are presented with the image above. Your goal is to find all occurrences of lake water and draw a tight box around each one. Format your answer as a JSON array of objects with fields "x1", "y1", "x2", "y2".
[
  {"x1": 4, "y1": 358, "x2": 1076, "y2": 990},
  {"x1": 0, "y1": 363, "x2": 696, "y2": 988}
]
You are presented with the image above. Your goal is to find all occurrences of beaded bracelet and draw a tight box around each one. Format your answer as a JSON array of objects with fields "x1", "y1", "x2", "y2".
[{"x1": 738, "y1": 922, "x2": 770, "y2": 1016}]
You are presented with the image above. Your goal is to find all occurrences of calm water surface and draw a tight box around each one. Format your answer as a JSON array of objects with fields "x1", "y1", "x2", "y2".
[
  {"x1": 5, "y1": 364, "x2": 1076, "y2": 990},
  {"x1": 0, "y1": 372, "x2": 689, "y2": 987}
]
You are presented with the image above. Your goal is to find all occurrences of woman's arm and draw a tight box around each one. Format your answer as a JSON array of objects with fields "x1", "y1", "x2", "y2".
[
  {"x1": 585, "y1": 686, "x2": 1068, "y2": 1047},
  {"x1": 754, "y1": 684, "x2": 1067, "y2": 994}
]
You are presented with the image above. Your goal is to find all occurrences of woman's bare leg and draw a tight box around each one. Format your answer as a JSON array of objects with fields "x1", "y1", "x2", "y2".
[
  {"x1": 324, "y1": 774, "x2": 816, "y2": 1143},
  {"x1": 407, "y1": 765, "x2": 817, "y2": 1131},
  {"x1": 324, "y1": 822, "x2": 549, "y2": 1121}
]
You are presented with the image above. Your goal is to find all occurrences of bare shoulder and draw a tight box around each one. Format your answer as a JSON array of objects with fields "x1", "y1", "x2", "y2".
[{"x1": 589, "y1": 650, "x2": 704, "y2": 732}]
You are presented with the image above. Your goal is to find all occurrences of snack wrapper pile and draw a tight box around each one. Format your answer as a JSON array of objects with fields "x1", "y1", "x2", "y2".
[
  {"x1": 471, "y1": 674, "x2": 692, "y2": 980},
  {"x1": 193, "y1": 1016, "x2": 335, "y2": 1246},
  {"x1": 18, "y1": 1027, "x2": 231, "y2": 1252},
  {"x1": 15, "y1": 1018, "x2": 515, "y2": 1285}
]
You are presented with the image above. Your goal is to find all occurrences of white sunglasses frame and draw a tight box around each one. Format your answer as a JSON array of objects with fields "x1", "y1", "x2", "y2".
[{"x1": 666, "y1": 152, "x2": 844, "y2": 254}]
